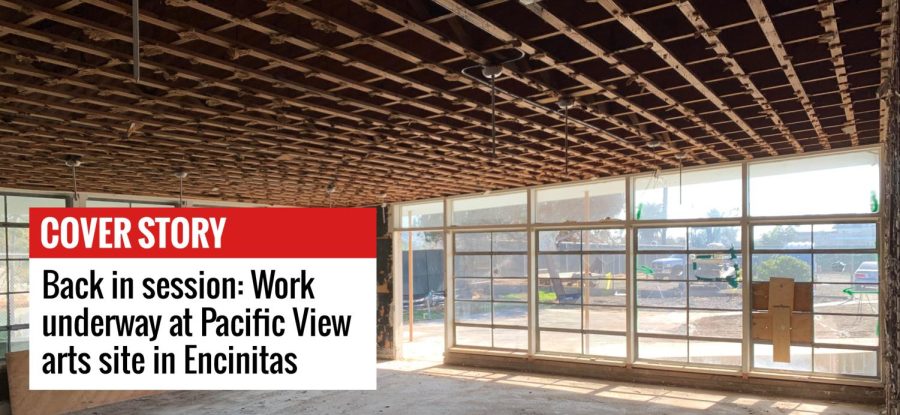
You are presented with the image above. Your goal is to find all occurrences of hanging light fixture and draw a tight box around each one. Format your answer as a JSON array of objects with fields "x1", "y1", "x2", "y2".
[
  {"x1": 557, "y1": 96, "x2": 575, "y2": 176},
  {"x1": 132, "y1": 0, "x2": 140, "y2": 82},
  {"x1": 380, "y1": 192, "x2": 388, "y2": 224},
  {"x1": 461, "y1": 49, "x2": 526, "y2": 158},
  {"x1": 325, "y1": 180, "x2": 337, "y2": 208},
  {"x1": 64, "y1": 155, "x2": 82, "y2": 201},
  {"x1": 646, "y1": 139, "x2": 663, "y2": 149},
  {"x1": 482, "y1": 64, "x2": 502, "y2": 158},
  {"x1": 174, "y1": 169, "x2": 188, "y2": 207},
  {"x1": 675, "y1": 153, "x2": 688, "y2": 205}
]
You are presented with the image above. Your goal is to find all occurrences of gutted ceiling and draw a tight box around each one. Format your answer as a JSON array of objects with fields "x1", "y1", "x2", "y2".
[{"x1": 0, "y1": 0, "x2": 894, "y2": 206}]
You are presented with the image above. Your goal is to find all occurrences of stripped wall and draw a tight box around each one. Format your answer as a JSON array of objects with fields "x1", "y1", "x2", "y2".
[
  {"x1": 883, "y1": 14, "x2": 900, "y2": 412},
  {"x1": 376, "y1": 206, "x2": 395, "y2": 360}
]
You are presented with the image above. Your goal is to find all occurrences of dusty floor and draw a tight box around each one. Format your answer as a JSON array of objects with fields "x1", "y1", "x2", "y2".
[{"x1": 72, "y1": 360, "x2": 879, "y2": 415}]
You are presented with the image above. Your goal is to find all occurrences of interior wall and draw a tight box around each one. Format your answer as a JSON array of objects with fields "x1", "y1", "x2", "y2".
[
  {"x1": 376, "y1": 206, "x2": 395, "y2": 359},
  {"x1": 884, "y1": 54, "x2": 900, "y2": 415}
]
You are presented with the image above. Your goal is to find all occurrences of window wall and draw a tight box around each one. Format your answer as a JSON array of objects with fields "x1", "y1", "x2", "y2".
[
  {"x1": 393, "y1": 146, "x2": 882, "y2": 383},
  {"x1": 537, "y1": 228, "x2": 627, "y2": 357},
  {"x1": 635, "y1": 226, "x2": 743, "y2": 366},
  {"x1": 0, "y1": 194, "x2": 67, "y2": 358},
  {"x1": 751, "y1": 223, "x2": 879, "y2": 376},
  {"x1": 454, "y1": 231, "x2": 528, "y2": 350}
]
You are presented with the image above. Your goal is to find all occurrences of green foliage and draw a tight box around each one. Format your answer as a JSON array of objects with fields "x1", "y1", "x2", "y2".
[
  {"x1": 755, "y1": 255, "x2": 811, "y2": 281},
  {"x1": 758, "y1": 225, "x2": 800, "y2": 248}
]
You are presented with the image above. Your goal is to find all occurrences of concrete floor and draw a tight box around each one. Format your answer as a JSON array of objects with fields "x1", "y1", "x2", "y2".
[{"x1": 72, "y1": 360, "x2": 879, "y2": 415}]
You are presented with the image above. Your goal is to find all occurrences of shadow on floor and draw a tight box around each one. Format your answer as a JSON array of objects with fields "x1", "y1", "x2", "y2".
[{"x1": 71, "y1": 360, "x2": 880, "y2": 415}]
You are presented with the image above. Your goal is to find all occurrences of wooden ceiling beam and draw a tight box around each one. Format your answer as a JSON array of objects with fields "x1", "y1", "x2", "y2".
[
  {"x1": 878, "y1": 0, "x2": 898, "y2": 142},
  {"x1": 747, "y1": 0, "x2": 832, "y2": 150},
  {"x1": 360, "y1": 0, "x2": 698, "y2": 165},
  {"x1": 429, "y1": 0, "x2": 730, "y2": 162},
  {"x1": 667, "y1": 0, "x2": 801, "y2": 154},
  {"x1": 0, "y1": 6, "x2": 559, "y2": 186},
  {"x1": 0, "y1": 86, "x2": 489, "y2": 197},
  {"x1": 513, "y1": 0, "x2": 745, "y2": 160},
  {"x1": 79, "y1": 0, "x2": 636, "y2": 177}
]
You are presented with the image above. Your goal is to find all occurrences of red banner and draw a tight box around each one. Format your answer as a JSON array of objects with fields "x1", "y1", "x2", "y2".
[{"x1": 29, "y1": 208, "x2": 375, "y2": 259}]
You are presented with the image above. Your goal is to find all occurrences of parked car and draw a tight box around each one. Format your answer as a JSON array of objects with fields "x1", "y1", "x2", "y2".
[
  {"x1": 649, "y1": 256, "x2": 684, "y2": 279},
  {"x1": 853, "y1": 261, "x2": 879, "y2": 286}
]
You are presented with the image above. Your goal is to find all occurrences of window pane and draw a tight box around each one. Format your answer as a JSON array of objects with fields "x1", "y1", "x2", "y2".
[
  {"x1": 0, "y1": 228, "x2": 5, "y2": 256},
  {"x1": 398, "y1": 201, "x2": 443, "y2": 228},
  {"x1": 493, "y1": 303, "x2": 527, "y2": 327},
  {"x1": 586, "y1": 334, "x2": 626, "y2": 358},
  {"x1": 585, "y1": 306, "x2": 626, "y2": 332},
  {"x1": 537, "y1": 278, "x2": 582, "y2": 305},
  {"x1": 689, "y1": 310, "x2": 742, "y2": 339},
  {"x1": 492, "y1": 232, "x2": 526, "y2": 252},
  {"x1": 753, "y1": 344, "x2": 812, "y2": 372},
  {"x1": 636, "y1": 282, "x2": 686, "y2": 308},
  {"x1": 813, "y1": 223, "x2": 876, "y2": 249},
  {"x1": 584, "y1": 280, "x2": 627, "y2": 306},
  {"x1": 455, "y1": 301, "x2": 491, "y2": 324},
  {"x1": 634, "y1": 165, "x2": 741, "y2": 220},
  {"x1": 688, "y1": 282, "x2": 742, "y2": 310},
  {"x1": 538, "y1": 230, "x2": 581, "y2": 251},
  {"x1": 537, "y1": 254, "x2": 581, "y2": 279},
  {"x1": 814, "y1": 315, "x2": 878, "y2": 346},
  {"x1": 749, "y1": 149, "x2": 879, "y2": 216},
  {"x1": 689, "y1": 253, "x2": 742, "y2": 282},
  {"x1": 540, "y1": 330, "x2": 582, "y2": 354},
  {"x1": 455, "y1": 233, "x2": 491, "y2": 252},
  {"x1": 86, "y1": 200, "x2": 130, "y2": 207},
  {"x1": 584, "y1": 229, "x2": 625, "y2": 251},
  {"x1": 492, "y1": 278, "x2": 526, "y2": 302},
  {"x1": 637, "y1": 227, "x2": 686, "y2": 250},
  {"x1": 454, "y1": 255, "x2": 491, "y2": 278},
  {"x1": 637, "y1": 254, "x2": 687, "y2": 280},
  {"x1": 535, "y1": 180, "x2": 626, "y2": 223},
  {"x1": 10, "y1": 329, "x2": 27, "y2": 352},
  {"x1": 688, "y1": 226, "x2": 741, "y2": 250},
  {"x1": 638, "y1": 337, "x2": 687, "y2": 362},
  {"x1": 6, "y1": 196, "x2": 66, "y2": 223},
  {"x1": 7, "y1": 228, "x2": 28, "y2": 259},
  {"x1": 451, "y1": 192, "x2": 526, "y2": 226},
  {"x1": 753, "y1": 225, "x2": 811, "y2": 249},
  {"x1": 455, "y1": 278, "x2": 491, "y2": 301},
  {"x1": 539, "y1": 304, "x2": 581, "y2": 330},
  {"x1": 0, "y1": 262, "x2": 6, "y2": 294},
  {"x1": 492, "y1": 255, "x2": 525, "y2": 278},
  {"x1": 813, "y1": 283, "x2": 878, "y2": 315},
  {"x1": 456, "y1": 326, "x2": 491, "y2": 347},
  {"x1": 584, "y1": 254, "x2": 626, "y2": 279},
  {"x1": 9, "y1": 260, "x2": 27, "y2": 292},
  {"x1": 493, "y1": 328, "x2": 527, "y2": 350},
  {"x1": 690, "y1": 341, "x2": 741, "y2": 366},
  {"x1": 751, "y1": 254, "x2": 812, "y2": 282},
  {"x1": 814, "y1": 254, "x2": 878, "y2": 283},
  {"x1": 813, "y1": 348, "x2": 877, "y2": 377},
  {"x1": 637, "y1": 308, "x2": 686, "y2": 335},
  {"x1": 10, "y1": 293, "x2": 28, "y2": 325},
  {"x1": 0, "y1": 296, "x2": 6, "y2": 326}
]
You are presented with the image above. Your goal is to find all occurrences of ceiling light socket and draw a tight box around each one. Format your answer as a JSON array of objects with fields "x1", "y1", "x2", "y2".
[
  {"x1": 557, "y1": 96, "x2": 575, "y2": 109},
  {"x1": 647, "y1": 140, "x2": 663, "y2": 149},
  {"x1": 675, "y1": 153, "x2": 689, "y2": 161},
  {"x1": 64, "y1": 154, "x2": 82, "y2": 168},
  {"x1": 482, "y1": 65, "x2": 503, "y2": 79},
  {"x1": 174, "y1": 170, "x2": 188, "y2": 179},
  {"x1": 325, "y1": 181, "x2": 337, "y2": 194}
]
